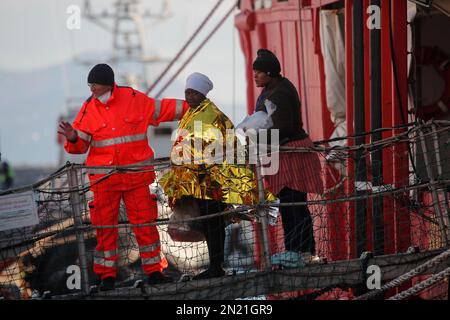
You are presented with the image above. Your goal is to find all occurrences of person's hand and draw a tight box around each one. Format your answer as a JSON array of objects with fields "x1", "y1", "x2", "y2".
[{"x1": 58, "y1": 121, "x2": 78, "y2": 143}]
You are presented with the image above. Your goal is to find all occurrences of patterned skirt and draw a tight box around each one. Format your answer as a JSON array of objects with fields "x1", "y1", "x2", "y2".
[{"x1": 263, "y1": 137, "x2": 323, "y2": 196}]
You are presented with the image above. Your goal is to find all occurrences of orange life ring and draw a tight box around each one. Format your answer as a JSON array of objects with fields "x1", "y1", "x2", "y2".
[{"x1": 414, "y1": 46, "x2": 450, "y2": 120}]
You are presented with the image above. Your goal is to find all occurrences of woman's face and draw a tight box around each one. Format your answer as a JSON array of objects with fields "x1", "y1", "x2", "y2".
[
  {"x1": 185, "y1": 89, "x2": 206, "y2": 108},
  {"x1": 253, "y1": 70, "x2": 272, "y2": 88}
]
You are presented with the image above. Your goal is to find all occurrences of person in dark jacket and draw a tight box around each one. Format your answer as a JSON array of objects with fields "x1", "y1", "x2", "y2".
[{"x1": 249, "y1": 49, "x2": 324, "y2": 260}]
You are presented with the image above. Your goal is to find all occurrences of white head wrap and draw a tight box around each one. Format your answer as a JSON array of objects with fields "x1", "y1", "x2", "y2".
[{"x1": 185, "y1": 72, "x2": 213, "y2": 96}]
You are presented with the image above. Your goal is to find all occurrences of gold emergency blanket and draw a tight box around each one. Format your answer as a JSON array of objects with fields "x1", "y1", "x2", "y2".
[{"x1": 160, "y1": 99, "x2": 273, "y2": 205}]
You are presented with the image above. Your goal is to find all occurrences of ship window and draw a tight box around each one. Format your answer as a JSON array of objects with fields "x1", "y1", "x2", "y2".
[{"x1": 255, "y1": 0, "x2": 273, "y2": 9}]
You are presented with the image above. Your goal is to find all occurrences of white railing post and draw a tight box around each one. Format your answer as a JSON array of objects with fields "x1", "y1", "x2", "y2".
[{"x1": 67, "y1": 165, "x2": 90, "y2": 294}]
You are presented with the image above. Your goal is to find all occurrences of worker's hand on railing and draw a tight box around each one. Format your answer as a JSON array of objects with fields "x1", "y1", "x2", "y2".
[{"x1": 58, "y1": 121, "x2": 78, "y2": 143}]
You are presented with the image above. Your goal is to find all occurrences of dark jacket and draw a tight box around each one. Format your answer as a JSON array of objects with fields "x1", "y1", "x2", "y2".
[{"x1": 255, "y1": 77, "x2": 308, "y2": 145}]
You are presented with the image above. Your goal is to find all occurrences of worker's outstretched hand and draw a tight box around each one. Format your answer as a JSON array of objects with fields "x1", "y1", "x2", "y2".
[{"x1": 58, "y1": 121, "x2": 78, "y2": 143}]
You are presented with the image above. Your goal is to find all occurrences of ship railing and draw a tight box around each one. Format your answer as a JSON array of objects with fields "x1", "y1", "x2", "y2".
[{"x1": 1, "y1": 120, "x2": 450, "y2": 300}]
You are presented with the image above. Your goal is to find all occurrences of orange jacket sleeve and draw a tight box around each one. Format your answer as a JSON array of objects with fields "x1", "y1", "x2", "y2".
[{"x1": 149, "y1": 98, "x2": 190, "y2": 126}]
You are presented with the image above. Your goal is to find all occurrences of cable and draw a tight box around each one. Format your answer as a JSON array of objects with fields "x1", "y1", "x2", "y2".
[
  {"x1": 145, "y1": 0, "x2": 225, "y2": 96},
  {"x1": 154, "y1": 1, "x2": 238, "y2": 98}
]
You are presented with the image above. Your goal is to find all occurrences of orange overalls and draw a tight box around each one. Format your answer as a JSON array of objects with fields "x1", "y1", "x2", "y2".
[{"x1": 64, "y1": 84, "x2": 189, "y2": 279}]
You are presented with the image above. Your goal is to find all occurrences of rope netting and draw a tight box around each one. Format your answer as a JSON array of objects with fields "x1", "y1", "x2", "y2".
[{"x1": 1, "y1": 120, "x2": 449, "y2": 300}]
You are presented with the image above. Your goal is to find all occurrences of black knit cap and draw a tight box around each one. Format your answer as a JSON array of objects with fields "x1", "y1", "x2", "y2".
[
  {"x1": 252, "y1": 49, "x2": 281, "y2": 77},
  {"x1": 87, "y1": 63, "x2": 115, "y2": 86}
]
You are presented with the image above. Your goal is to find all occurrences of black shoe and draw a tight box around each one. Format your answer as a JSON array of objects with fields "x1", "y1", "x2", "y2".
[
  {"x1": 98, "y1": 277, "x2": 116, "y2": 291},
  {"x1": 192, "y1": 268, "x2": 225, "y2": 280},
  {"x1": 146, "y1": 271, "x2": 173, "y2": 285}
]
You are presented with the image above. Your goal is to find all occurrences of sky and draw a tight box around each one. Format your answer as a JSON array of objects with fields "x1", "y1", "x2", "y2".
[{"x1": 0, "y1": 0, "x2": 248, "y2": 166}]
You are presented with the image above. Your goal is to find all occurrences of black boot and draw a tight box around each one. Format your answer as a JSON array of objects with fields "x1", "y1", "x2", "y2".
[
  {"x1": 192, "y1": 267, "x2": 225, "y2": 280},
  {"x1": 146, "y1": 271, "x2": 173, "y2": 285},
  {"x1": 193, "y1": 231, "x2": 225, "y2": 280},
  {"x1": 98, "y1": 277, "x2": 116, "y2": 291},
  {"x1": 278, "y1": 188, "x2": 316, "y2": 254},
  {"x1": 194, "y1": 200, "x2": 227, "y2": 280}
]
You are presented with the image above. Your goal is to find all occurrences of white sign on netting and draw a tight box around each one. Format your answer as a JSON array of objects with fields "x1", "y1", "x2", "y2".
[{"x1": 0, "y1": 191, "x2": 39, "y2": 231}]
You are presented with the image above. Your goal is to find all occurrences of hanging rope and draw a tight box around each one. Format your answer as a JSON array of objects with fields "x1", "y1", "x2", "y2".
[
  {"x1": 389, "y1": 266, "x2": 450, "y2": 300},
  {"x1": 154, "y1": 1, "x2": 238, "y2": 98},
  {"x1": 145, "y1": 0, "x2": 225, "y2": 96},
  {"x1": 355, "y1": 248, "x2": 450, "y2": 300}
]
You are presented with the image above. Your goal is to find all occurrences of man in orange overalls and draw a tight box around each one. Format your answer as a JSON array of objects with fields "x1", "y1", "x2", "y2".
[{"x1": 58, "y1": 64, "x2": 189, "y2": 291}]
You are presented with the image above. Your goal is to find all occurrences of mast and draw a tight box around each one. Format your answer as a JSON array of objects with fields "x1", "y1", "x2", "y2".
[{"x1": 82, "y1": 0, "x2": 172, "y2": 89}]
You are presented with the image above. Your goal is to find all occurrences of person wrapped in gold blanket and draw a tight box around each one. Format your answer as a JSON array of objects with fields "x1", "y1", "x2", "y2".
[{"x1": 160, "y1": 72, "x2": 272, "y2": 279}]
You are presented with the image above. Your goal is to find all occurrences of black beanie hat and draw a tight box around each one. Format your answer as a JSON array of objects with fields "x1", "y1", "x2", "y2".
[
  {"x1": 87, "y1": 63, "x2": 115, "y2": 86},
  {"x1": 252, "y1": 49, "x2": 281, "y2": 77}
]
